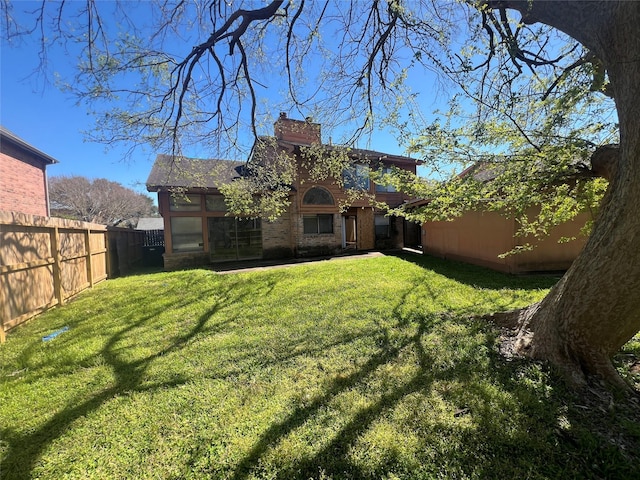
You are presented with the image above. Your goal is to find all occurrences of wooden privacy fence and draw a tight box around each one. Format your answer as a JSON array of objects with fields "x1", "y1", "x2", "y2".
[
  {"x1": 0, "y1": 211, "x2": 144, "y2": 342},
  {"x1": 107, "y1": 225, "x2": 145, "y2": 277}
]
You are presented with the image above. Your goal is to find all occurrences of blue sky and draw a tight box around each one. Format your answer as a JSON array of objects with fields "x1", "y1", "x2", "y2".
[
  {"x1": 1, "y1": 4, "x2": 158, "y2": 198},
  {"x1": 4, "y1": 2, "x2": 611, "y2": 205},
  {"x1": 1, "y1": 1, "x2": 446, "y2": 199}
]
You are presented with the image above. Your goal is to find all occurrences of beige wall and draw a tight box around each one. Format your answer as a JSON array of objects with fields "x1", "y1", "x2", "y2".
[{"x1": 422, "y1": 208, "x2": 589, "y2": 273}]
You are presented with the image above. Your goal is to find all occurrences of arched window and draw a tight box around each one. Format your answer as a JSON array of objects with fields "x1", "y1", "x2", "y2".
[{"x1": 303, "y1": 187, "x2": 334, "y2": 205}]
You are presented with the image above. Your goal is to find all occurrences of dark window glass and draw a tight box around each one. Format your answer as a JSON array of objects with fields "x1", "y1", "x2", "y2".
[
  {"x1": 303, "y1": 214, "x2": 333, "y2": 234},
  {"x1": 318, "y1": 214, "x2": 333, "y2": 233},
  {"x1": 303, "y1": 187, "x2": 334, "y2": 205},
  {"x1": 303, "y1": 216, "x2": 318, "y2": 234},
  {"x1": 343, "y1": 165, "x2": 370, "y2": 190},
  {"x1": 205, "y1": 195, "x2": 227, "y2": 211},
  {"x1": 208, "y1": 217, "x2": 262, "y2": 261},
  {"x1": 375, "y1": 215, "x2": 391, "y2": 239}
]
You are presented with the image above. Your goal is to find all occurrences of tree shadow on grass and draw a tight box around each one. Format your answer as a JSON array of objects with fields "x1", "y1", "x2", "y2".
[
  {"x1": 3, "y1": 267, "x2": 638, "y2": 479},
  {"x1": 389, "y1": 251, "x2": 560, "y2": 291},
  {"x1": 0, "y1": 275, "x2": 278, "y2": 480},
  {"x1": 226, "y1": 309, "x2": 640, "y2": 480},
  {"x1": 227, "y1": 325, "x2": 418, "y2": 480}
]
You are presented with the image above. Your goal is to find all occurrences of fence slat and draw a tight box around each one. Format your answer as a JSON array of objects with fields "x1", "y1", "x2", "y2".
[
  {"x1": 0, "y1": 257, "x2": 54, "y2": 274},
  {"x1": 51, "y1": 226, "x2": 64, "y2": 307},
  {"x1": 85, "y1": 229, "x2": 94, "y2": 288}
]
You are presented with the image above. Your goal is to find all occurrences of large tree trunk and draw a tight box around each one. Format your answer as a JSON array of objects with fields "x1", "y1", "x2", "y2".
[{"x1": 494, "y1": 1, "x2": 640, "y2": 388}]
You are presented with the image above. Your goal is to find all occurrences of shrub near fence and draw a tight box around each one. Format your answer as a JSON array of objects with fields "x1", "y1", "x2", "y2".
[{"x1": 0, "y1": 211, "x2": 144, "y2": 342}]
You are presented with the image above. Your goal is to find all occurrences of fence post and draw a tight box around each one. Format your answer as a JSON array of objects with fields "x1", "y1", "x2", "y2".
[
  {"x1": 85, "y1": 228, "x2": 94, "y2": 287},
  {"x1": 51, "y1": 226, "x2": 64, "y2": 306},
  {"x1": 105, "y1": 230, "x2": 112, "y2": 278}
]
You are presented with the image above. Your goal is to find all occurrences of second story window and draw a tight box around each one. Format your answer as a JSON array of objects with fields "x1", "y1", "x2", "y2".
[
  {"x1": 343, "y1": 164, "x2": 370, "y2": 191},
  {"x1": 375, "y1": 167, "x2": 397, "y2": 193}
]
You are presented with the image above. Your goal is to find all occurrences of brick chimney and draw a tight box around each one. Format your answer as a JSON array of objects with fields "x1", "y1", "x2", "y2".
[{"x1": 274, "y1": 112, "x2": 322, "y2": 145}]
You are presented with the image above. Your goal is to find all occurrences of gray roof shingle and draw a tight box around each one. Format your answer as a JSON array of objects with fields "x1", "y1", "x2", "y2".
[
  {"x1": 136, "y1": 217, "x2": 164, "y2": 230},
  {"x1": 146, "y1": 154, "x2": 244, "y2": 191}
]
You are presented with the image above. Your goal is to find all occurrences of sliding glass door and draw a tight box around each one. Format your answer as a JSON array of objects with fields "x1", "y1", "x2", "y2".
[{"x1": 208, "y1": 217, "x2": 262, "y2": 261}]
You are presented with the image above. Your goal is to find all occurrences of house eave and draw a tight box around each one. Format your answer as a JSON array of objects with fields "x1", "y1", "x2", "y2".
[{"x1": 0, "y1": 126, "x2": 59, "y2": 165}]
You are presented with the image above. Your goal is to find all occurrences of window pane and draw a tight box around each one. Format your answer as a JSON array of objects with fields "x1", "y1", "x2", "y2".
[
  {"x1": 169, "y1": 194, "x2": 201, "y2": 212},
  {"x1": 205, "y1": 195, "x2": 227, "y2": 211},
  {"x1": 208, "y1": 217, "x2": 262, "y2": 261},
  {"x1": 303, "y1": 187, "x2": 334, "y2": 205},
  {"x1": 303, "y1": 216, "x2": 318, "y2": 234},
  {"x1": 236, "y1": 218, "x2": 262, "y2": 257},
  {"x1": 171, "y1": 217, "x2": 203, "y2": 252},
  {"x1": 318, "y1": 214, "x2": 333, "y2": 233},
  {"x1": 375, "y1": 215, "x2": 390, "y2": 226},
  {"x1": 343, "y1": 165, "x2": 370, "y2": 190},
  {"x1": 375, "y1": 215, "x2": 390, "y2": 239},
  {"x1": 375, "y1": 168, "x2": 397, "y2": 193},
  {"x1": 304, "y1": 215, "x2": 334, "y2": 234}
]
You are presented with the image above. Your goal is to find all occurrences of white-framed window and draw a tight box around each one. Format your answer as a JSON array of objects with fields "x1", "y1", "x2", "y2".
[{"x1": 303, "y1": 214, "x2": 334, "y2": 234}]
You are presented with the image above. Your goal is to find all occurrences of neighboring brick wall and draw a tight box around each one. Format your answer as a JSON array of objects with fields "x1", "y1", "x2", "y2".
[{"x1": 0, "y1": 152, "x2": 48, "y2": 217}]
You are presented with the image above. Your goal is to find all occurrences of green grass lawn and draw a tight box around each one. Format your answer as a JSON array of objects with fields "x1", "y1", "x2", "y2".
[{"x1": 1, "y1": 253, "x2": 639, "y2": 479}]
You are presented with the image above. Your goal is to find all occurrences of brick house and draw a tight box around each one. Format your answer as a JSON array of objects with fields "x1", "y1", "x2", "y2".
[
  {"x1": 0, "y1": 127, "x2": 57, "y2": 217},
  {"x1": 146, "y1": 114, "x2": 421, "y2": 270}
]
